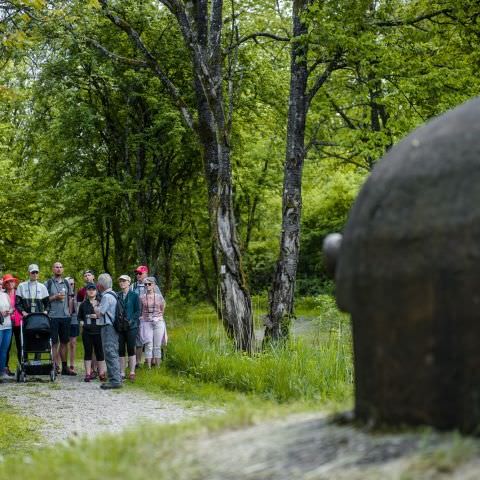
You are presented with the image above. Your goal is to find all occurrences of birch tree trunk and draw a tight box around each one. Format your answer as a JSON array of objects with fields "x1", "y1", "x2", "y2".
[{"x1": 265, "y1": 0, "x2": 309, "y2": 342}]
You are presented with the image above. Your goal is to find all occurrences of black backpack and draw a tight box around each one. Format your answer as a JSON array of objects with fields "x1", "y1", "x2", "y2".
[{"x1": 104, "y1": 291, "x2": 130, "y2": 332}]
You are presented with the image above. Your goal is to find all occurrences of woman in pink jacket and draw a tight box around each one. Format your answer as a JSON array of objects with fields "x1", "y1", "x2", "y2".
[{"x1": 3, "y1": 274, "x2": 22, "y2": 376}]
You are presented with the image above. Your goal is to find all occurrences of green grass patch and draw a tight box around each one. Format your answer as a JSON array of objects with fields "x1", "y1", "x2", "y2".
[
  {"x1": 0, "y1": 399, "x2": 321, "y2": 480},
  {"x1": 139, "y1": 295, "x2": 354, "y2": 406},
  {"x1": 0, "y1": 398, "x2": 40, "y2": 458}
]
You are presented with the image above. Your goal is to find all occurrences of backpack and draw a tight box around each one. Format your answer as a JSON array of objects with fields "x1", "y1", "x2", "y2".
[{"x1": 104, "y1": 291, "x2": 130, "y2": 332}]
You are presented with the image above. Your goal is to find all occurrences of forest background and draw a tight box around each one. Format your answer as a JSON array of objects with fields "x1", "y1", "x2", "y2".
[{"x1": 0, "y1": 0, "x2": 479, "y2": 342}]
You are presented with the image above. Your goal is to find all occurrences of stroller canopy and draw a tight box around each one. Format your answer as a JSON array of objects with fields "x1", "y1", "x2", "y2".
[{"x1": 24, "y1": 313, "x2": 51, "y2": 332}]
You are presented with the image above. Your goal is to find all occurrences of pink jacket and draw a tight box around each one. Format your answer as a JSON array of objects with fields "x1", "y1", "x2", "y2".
[{"x1": 7, "y1": 290, "x2": 22, "y2": 327}]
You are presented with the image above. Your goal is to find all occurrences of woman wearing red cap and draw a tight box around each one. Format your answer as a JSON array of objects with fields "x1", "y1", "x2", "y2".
[
  {"x1": 0, "y1": 276, "x2": 14, "y2": 380},
  {"x1": 3, "y1": 274, "x2": 21, "y2": 376}
]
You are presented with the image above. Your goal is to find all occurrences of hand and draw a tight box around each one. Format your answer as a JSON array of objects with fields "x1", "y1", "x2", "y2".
[
  {"x1": 22, "y1": 311, "x2": 28, "y2": 317},
  {"x1": 1, "y1": 310, "x2": 9, "y2": 316}
]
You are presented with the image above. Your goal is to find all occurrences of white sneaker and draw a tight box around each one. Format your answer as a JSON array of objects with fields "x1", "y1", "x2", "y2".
[{"x1": 1, "y1": 373, "x2": 11, "y2": 380}]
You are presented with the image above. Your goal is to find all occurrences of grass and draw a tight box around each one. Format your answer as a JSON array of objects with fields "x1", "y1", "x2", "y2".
[
  {"x1": 0, "y1": 294, "x2": 354, "y2": 477},
  {"x1": 148, "y1": 295, "x2": 354, "y2": 405},
  {"x1": 0, "y1": 398, "x2": 40, "y2": 458}
]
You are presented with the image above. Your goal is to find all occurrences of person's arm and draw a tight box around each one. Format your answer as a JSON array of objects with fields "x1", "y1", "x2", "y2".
[
  {"x1": 15, "y1": 293, "x2": 27, "y2": 317},
  {"x1": 133, "y1": 293, "x2": 140, "y2": 325},
  {"x1": 41, "y1": 295, "x2": 49, "y2": 313},
  {"x1": 77, "y1": 302, "x2": 85, "y2": 323}
]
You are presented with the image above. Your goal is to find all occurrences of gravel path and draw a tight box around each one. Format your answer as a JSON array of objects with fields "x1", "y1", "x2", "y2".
[{"x1": 0, "y1": 375, "x2": 217, "y2": 445}]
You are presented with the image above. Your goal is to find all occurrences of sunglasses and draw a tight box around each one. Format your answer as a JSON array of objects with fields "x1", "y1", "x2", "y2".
[
  {"x1": 145, "y1": 282, "x2": 153, "y2": 286},
  {"x1": 30, "y1": 271, "x2": 39, "y2": 274},
  {"x1": 135, "y1": 272, "x2": 143, "y2": 275}
]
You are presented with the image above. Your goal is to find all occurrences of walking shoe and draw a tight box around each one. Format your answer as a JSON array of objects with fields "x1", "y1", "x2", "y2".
[
  {"x1": 100, "y1": 383, "x2": 122, "y2": 390},
  {"x1": 84, "y1": 374, "x2": 92, "y2": 383},
  {"x1": 5, "y1": 368, "x2": 15, "y2": 377},
  {"x1": 129, "y1": 372, "x2": 136, "y2": 381},
  {"x1": 62, "y1": 367, "x2": 77, "y2": 376}
]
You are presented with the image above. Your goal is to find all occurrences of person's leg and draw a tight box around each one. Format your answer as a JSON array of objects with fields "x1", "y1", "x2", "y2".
[
  {"x1": 100, "y1": 325, "x2": 121, "y2": 387},
  {"x1": 92, "y1": 333, "x2": 106, "y2": 377},
  {"x1": 82, "y1": 330, "x2": 93, "y2": 380},
  {"x1": 50, "y1": 317, "x2": 60, "y2": 372},
  {"x1": 135, "y1": 328, "x2": 143, "y2": 367},
  {"x1": 0, "y1": 329, "x2": 13, "y2": 377},
  {"x1": 4, "y1": 327, "x2": 12, "y2": 374},
  {"x1": 68, "y1": 323, "x2": 79, "y2": 372},
  {"x1": 152, "y1": 321, "x2": 165, "y2": 367},
  {"x1": 141, "y1": 322, "x2": 154, "y2": 368},
  {"x1": 59, "y1": 318, "x2": 75, "y2": 375},
  {"x1": 127, "y1": 328, "x2": 137, "y2": 378},
  {"x1": 13, "y1": 325, "x2": 21, "y2": 366},
  {"x1": 118, "y1": 330, "x2": 126, "y2": 378}
]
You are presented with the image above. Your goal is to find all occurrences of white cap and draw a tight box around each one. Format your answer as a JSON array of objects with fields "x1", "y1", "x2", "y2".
[{"x1": 28, "y1": 264, "x2": 40, "y2": 273}]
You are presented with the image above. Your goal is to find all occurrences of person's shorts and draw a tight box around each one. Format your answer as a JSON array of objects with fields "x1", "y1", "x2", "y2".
[
  {"x1": 69, "y1": 323, "x2": 80, "y2": 338},
  {"x1": 51, "y1": 317, "x2": 71, "y2": 344}
]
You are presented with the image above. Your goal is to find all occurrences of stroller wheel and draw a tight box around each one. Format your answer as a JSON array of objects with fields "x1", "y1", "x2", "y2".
[{"x1": 50, "y1": 369, "x2": 56, "y2": 382}]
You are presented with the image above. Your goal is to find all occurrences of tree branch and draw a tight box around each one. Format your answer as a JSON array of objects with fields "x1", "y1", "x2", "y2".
[
  {"x1": 306, "y1": 53, "x2": 344, "y2": 106},
  {"x1": 374, "y1": 8, "x2": 453, "y2": 27},
  {"x1": 98, "y1": 0, "x2": 195, "y2": 131}
]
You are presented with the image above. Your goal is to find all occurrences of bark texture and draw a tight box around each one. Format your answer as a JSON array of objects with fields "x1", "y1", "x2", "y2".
[
  {"x1": 99, "y1": 0, "x2": 253, "y2": 350},
  {"x1": 265, "y1": 0, "x2": 309, "y2": 342}
]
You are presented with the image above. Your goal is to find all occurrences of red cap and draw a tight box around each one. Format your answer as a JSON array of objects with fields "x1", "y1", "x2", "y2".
[
  {"x1": 2, "y1": 273, "x2": 18, "y2": 285},
  {"x1": 135, "y1": 265, "x2": 149, "y2": 274}
]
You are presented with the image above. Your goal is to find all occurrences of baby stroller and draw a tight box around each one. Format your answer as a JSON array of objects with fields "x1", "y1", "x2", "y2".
[{"x1": 16, "y1": 312, "x2": 56, "y2": 382}]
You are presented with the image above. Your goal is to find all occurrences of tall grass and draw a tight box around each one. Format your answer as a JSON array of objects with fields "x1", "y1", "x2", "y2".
[{"x1": 159, "y1": 295, "x2": 353, "y2": 404}]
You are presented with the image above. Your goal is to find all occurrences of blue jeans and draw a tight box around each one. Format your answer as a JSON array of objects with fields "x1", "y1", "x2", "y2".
[{"x1": 0, "y1": 328, "x2": 13, "y2": 372}]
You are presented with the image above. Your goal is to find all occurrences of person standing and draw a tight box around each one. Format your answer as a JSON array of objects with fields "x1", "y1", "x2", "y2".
[
  {"x1": 139, "y1": 277, "x2": 166, "y2": 368},
  {"x1": 95, "y1": 273, "x2": 122, "y2": 389},
  {"x1": 65, "y1": 276, "x2": 79, "y2": 374},
  {"x1": 77, "y1": 270, "x2": 95, "y2": 303},
  {"x1": 132, "y1": 265, "x2": 161, "y2": 366},
  {"x1": 77, "y1": 282, "x2": 106, "y2": 382},
  {"x1": 3, "y1": 274, "x2": 21, "y2": 376},
  {"x1": 0, "y1": 288, "x2": 12, "y2": 381},
  {"x1": 16, "y1": 264, "x2": 49, "y2": 317},
  {"x1": 117, "y1": 275, "x2": 140, "y2": 381},
  {"x1": 45, "y1": 262, "x2": 75, "y2": 375}
]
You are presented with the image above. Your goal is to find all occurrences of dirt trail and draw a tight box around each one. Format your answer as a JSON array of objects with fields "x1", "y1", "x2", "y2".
[
  {"x1": 0, "y1": 375, "x2": 217, "y2": 445},
  {"x1": 187, "y1": 413, "x2": 480, "y2": 480}
]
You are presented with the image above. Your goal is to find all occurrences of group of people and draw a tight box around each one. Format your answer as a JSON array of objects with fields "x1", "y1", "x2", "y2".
[{"x1": 0, "y1": 263, "x2": 167, "y2": 389}]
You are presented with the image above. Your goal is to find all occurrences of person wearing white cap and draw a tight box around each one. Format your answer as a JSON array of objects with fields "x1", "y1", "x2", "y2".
[
  {"x1": 15, "y1": 264, "x2": 49, "y2": 317},
  {"x1": 117, "y1": 275, "x2": 140, "y2": 380}
]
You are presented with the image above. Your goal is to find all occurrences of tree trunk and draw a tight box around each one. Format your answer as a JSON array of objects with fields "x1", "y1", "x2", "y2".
[
  {"x1": 98, "y1": 0, "x2": 254, "y2": 351},
  {"x1": 185, "y1": 0, "x2": 253, "y2": 351},
  {"x1": 265, "y1": 0, "x2": 310, "y2": 343}
]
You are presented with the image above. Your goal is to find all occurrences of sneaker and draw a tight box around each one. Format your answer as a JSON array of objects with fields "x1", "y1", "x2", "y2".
[
  {"x1": 5, "y1": 368, "x2": 15, "y2": 377},
  {"x1": 84, "y1": 374, "x2": 92, "y2": 383},
  {"x1": 100, "y1": 383, "x2": 122, "y2": 390}
]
